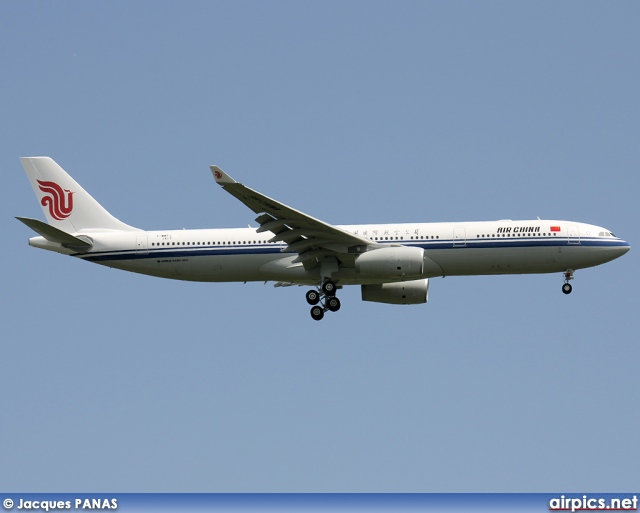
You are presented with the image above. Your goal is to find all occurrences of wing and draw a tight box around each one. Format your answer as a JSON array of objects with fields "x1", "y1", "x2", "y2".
[{"x1": 211, "y1": 166, "x2": 373, "y2": 269}]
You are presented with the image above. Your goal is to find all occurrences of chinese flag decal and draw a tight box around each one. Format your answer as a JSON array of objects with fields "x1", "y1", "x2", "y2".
[{"x1": 550, "y1": 226, "x2": 561, "y2": 232}]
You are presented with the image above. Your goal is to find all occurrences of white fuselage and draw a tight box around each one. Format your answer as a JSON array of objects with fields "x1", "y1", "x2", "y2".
[{"x1": 29, "y1": 219, "x2": 630, "y2": 285}]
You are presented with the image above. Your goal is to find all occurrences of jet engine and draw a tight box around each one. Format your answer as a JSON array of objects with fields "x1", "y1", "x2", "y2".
[
  {"x1": 361, "y1": 279, "x2": 429, "y2": 305},
  {"x1": 355, "y1": 246, "x2": 425, "y2": 278}
]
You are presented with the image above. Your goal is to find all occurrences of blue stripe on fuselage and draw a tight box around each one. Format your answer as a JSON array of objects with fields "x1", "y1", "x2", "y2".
[{"x1": 77, "y1": 237, "x2": 629, "y2": 262}]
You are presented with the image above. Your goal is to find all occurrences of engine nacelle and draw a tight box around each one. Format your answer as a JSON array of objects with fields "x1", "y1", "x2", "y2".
[
  {"x1": 355, "y1": 246, "x2": 425, "y2": 278},
  {"x1": 361, "y1": 279, "x2": 429, "y2": 305}
]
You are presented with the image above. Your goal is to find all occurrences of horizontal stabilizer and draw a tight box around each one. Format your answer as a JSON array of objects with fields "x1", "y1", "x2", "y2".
[{"x1": 16, "y1": 217, "x2": 92, "y2": 250}]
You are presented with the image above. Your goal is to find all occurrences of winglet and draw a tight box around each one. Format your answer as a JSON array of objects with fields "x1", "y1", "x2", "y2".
[{"x1": 210, "y1": 166, "x2": 237, "y2": 185}]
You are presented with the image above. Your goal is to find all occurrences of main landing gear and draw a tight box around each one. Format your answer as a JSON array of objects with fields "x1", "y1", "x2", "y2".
[
  {"x1": 562, "y1": 269, "x2": 574, "y2": 294},
  {"x1": 306, "y1": 280, "x2": 341, "y2": 321}
]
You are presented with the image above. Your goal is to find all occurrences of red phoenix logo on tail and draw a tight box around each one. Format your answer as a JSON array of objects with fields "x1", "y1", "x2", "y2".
[{"x1": 37, "y1": 180, "x2": 74, "y2": 220}]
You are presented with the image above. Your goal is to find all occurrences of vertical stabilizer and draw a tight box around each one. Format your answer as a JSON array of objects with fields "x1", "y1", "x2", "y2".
[{"x1": 20, "y1": 157, "x2": 138, "y2": 232}]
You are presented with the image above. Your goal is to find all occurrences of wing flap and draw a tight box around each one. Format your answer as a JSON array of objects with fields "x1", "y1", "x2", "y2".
[{"x1": 256, "y1": 218, "x2": 292, "y2": 234}]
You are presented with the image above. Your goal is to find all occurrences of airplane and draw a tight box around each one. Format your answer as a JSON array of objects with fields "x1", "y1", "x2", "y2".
[{"x1": 17, "y1": 157, "x2": 630, "y2": 320}]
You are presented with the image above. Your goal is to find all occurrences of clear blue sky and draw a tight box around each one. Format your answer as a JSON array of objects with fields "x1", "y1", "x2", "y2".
[{"x1": 2, "y1": 1, "x2": 638, "y2": 492}]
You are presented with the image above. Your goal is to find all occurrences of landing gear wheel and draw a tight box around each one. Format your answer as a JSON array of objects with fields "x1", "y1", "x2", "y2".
[
  {"x1": 562, "y1": 283, "x2": 573, "y2": 295},
  {"x1": 310, "y1": 305, "x2": 324, "y2": 321},
  {"x1": 327, "y1": 296, "x2": 341, "y2": 312},
  {"x1": 306, "y1": 289, "x2": 320, "y2": 305},
  {"x1": 322, "y1": 280, "x2": 337, "y2": 296}
]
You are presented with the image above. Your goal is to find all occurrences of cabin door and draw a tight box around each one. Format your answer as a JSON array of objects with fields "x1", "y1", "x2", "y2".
[
  {"x1": 136, "y1": 235, "x2": 149, "y2": 254},
  {"x1": 567, "y1": 224, "x2": 580, "y2": 245},
  {"x1": 453, "y1": 227, "x2": 466, "y2": 247}
]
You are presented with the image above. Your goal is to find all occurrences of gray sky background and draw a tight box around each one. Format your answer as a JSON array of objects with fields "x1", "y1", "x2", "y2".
[{"x1": 1, "y1": 1, "x2": 638, "y2": 492}]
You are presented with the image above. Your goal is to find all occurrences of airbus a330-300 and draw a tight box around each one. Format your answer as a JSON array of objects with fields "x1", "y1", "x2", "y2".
[{"x1": 17, "y1": 157, "x2": 630, "y2": 320}]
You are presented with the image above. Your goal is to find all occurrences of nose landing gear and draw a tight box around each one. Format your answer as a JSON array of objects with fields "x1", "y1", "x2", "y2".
[
  {"x1": 562, "y1": 269, "x2": 574, "y2": 294},
  {"x1": 308, "y1": 280, "x2": 340, "y2": 320}
]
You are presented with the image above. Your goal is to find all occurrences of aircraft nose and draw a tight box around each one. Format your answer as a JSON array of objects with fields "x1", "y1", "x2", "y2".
[{"x1": 614, "y1": 240, "x2": 630, "y2": 257}]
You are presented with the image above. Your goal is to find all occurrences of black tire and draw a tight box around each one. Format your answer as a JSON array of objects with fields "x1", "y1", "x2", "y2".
[
  {"x1": 322, "y1": 280, "x2": 336, "y2": 296},
  {"x1": 562, "y1": 283, "x2": 573, "y2": 295},
  {"x1": 310, "y1": 305, "x2": 324, "y2": 321},
  {"x1": 306, "y1": 289, "x2": 320, "y2": 305},
  {"x1": 327, "y1": 296, "x2": 341, "y2": 312}
]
